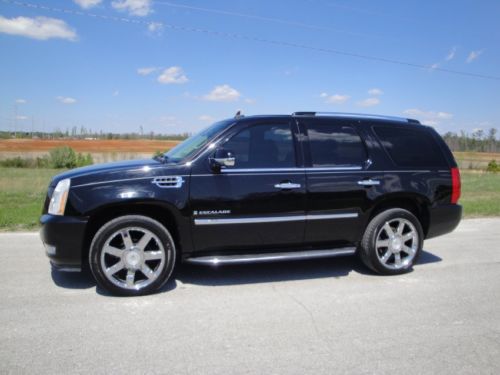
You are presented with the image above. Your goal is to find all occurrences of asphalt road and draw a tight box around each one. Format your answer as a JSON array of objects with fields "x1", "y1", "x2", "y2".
[{"x1": 1, "y1": 218, "x2": 499, "y2": 375}]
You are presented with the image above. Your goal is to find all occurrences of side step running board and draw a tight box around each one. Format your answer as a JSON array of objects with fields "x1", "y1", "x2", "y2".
[{"x1": 185, "y1": 247, "x2": 356, "y2": 266}]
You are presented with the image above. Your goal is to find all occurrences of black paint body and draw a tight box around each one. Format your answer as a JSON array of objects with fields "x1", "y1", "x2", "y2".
[{"x1": 40, "y1": 115, "x2": 462, "y2": 270}]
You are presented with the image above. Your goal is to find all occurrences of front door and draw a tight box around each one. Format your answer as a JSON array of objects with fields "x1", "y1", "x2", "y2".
[{"x1": 189, "y1": 119, "x2": 306, "y2": 253}]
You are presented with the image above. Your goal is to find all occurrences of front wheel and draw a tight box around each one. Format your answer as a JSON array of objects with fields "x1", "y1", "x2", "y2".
[
  {"x1": 359, "y1": 208, "x2": 423, "y2": 275},
  {"x1": 89, "y1": 215, "x2": 176, "y2": 296}
]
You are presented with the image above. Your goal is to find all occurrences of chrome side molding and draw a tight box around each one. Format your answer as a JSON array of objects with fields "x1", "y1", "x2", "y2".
[
  {"x1": 185, "y1": 247, "x2": 356, "y2": 265},
  {"x1": 194, "y1": 212, "x2": 358, "y2": 226}
]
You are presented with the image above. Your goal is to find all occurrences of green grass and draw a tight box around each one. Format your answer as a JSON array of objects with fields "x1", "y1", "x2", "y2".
[
  {"x1": 460, "y1": 170, "x2": 500, "y2": 217},
  {"x1": 0, "y1": 167, "x2": 499, "y2": 231},
  {"x1": 0, "y1": 168, "x2": 61, "y2": 231}
]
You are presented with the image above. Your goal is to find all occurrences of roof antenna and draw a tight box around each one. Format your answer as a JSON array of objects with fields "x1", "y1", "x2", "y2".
[{"x1": 234, "y1": 110, "x2": 243, "y2": 119}]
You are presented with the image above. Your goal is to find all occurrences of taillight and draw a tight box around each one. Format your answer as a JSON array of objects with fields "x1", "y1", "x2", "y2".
[{"x1": 451, "y1": 167, "x2": 461, "y2": 204}]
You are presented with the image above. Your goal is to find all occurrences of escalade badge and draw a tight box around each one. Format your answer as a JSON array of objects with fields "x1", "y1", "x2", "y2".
[{"x1": 193, "y1": 210, "x2": 231, "y2": 216}]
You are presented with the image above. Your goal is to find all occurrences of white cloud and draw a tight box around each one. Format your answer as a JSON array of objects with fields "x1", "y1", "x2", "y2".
[
  {"x1": 112, "y1": 0, "x2": 152, "y2": 17},
  {"x1": 358, "y1": 97, "x2": 380, "y2": 107},
  {"x1": 0, "y1": 15, "x2": 77, "y2": 41},
  {"x1": 157, "y1": 66, "x2": 188, "y2": 84},
  {"x1": 198, "y1": 115, "x2": 214, "y2": 122},
  {"x1": 137, "y1": 67, "x2": 159, "y2": 76},
  {"x1": 147, "y1": 22, "x2": 163, "y2": 35},
  {"x1": 367, "y1": 88, "x2": 383, "y2": 96},
  {"x1": 16, "y1": 115, "x2": 28, "y2": 120},
  {"x1": 429, "y1": 62, "x2": 439, "y2": 70},
  {"x1": 57, "y1": 96, "x2": 77, "y2": 104},
  {"x1": 73, "y1": 0, "x2": 102, "y2": 9},
  {"x1": 203, "y1": 85, "x2": 241, "y2": 102},
  {"x1": 445, "y1": 47, "x2": 457, "y2": 61},
  {"x1": 15, "y1": 99, "x2": 27, "y2": 104},
  {"x1": 320, "y1": 93, "x2": 350, "y2": 104},
  {"x1": 403, "y1": 108, "x2": 453, "y2": 126},
  {"x1": 466, "y1": 49, "x2": 484, "y2": 63}
]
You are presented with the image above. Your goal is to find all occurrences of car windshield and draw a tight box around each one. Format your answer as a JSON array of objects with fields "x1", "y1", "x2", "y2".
[{"x1": 164, "y1": 120, "x2": 233, "y2": 163}]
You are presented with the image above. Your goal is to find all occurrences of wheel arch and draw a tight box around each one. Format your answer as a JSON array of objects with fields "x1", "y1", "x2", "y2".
[
  {"x1": 367, "y1": 193, "x2": 431, "y2": 236},
  {"x1": 82, "y1": 200, "x2": 189, "y2": 266}
]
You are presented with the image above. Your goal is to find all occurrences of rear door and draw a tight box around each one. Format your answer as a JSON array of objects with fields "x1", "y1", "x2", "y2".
[
  {"x1": 298, "y1": 117, "x2": 372, "y2": 246},
  {"x1": 189, "y1": 119, "x2": 307, "y2": 253}
]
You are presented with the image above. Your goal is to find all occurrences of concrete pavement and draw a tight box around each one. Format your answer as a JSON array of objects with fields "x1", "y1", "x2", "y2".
[{"x1": 1, "y1": 218, "x2": 499, "y2": 374}]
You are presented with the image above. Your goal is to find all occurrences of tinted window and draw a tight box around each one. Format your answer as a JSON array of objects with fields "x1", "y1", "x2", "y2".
[
  {"x1": 307, "y1": 122, "x2": 366, "y2": 167},
  {"x1": 223, "y1": 123, "x2": 296, "y2": 168},
  {"x1": 373, "y1": 126, "x2": 447, "y2": 168}
]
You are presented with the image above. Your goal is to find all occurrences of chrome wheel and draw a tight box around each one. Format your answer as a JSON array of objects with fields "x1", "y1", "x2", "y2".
[
  {"x1": 100, "y1": 227, "x2": 166, "y2": 290},
  {"x1": 375, "y1": 218, "x2": 418, "y2": 270}
]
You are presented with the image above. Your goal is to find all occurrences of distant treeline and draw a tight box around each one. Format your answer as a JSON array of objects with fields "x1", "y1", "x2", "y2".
[
  {"x1": 442, "y1": 128, "x2": 498, "y2": 153},
  {"x1": 0, "y1": 129, "x2": 189, "y2": 141}
]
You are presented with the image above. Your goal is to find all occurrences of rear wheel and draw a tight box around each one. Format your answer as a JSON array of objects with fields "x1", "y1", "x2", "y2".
[
  {"x1": 359, "y1": 208, "x2": 423, "y2": 275},
  {"x1": 89, "y1": 215, "x2": 176, "y2": 296}
]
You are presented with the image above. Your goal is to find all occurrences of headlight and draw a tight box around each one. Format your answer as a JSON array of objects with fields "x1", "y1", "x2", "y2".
[{"x1": 48, "y1": 178, "x2": 71, "y2": 215}]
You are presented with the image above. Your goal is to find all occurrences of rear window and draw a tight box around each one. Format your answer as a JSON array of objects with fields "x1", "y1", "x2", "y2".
[
  {"x1": 373, "y1": 126, "x2": 447, "y2": 168},
  {"x1": 306, "y1": 122, "x2": 367, "y2": 167}
]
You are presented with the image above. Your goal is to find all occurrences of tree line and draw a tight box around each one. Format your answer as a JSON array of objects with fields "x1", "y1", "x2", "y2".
[
  {"x1": 442, "y1": 128, "x2": 498, "y2": 153},
  {"x1": 0, "y1": 128, "x2": 190, "y2": 141}
]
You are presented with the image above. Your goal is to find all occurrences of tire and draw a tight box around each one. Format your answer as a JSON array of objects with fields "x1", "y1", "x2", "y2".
[
  {"x1": 89, "y1": 215, "x2": 176, "y2": 296},
  {"x1": 359, "y1": 208, "x2": 423, "y2": 275}
]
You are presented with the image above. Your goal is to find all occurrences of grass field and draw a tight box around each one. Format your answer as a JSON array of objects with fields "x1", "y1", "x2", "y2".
[
  {"x1": 454, "y1": 151, "x2": 500, "y2": 170},
  {"x1": 0, "y1": 168, "x2": 56, "y2": 230},
  {"x1": 0, "y1": 167, "x2": 498, "y2": 231}
]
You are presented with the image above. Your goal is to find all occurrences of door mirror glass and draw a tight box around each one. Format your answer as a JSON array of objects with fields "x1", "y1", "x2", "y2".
[{"x1": 210, "y1": 148, "x2": 236, "y2": 170}]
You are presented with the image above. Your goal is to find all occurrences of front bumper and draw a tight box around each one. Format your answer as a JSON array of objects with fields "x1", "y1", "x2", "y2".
[
  {"x1": 425, "y1": 204, "x2": 462, "y2": 239},
  {"x1": 39, "y1": 214, "x2": 88, "y2": 271}
]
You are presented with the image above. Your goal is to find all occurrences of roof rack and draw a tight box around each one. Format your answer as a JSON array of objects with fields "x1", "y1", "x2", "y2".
[{"x1": 292, "y1": 112, "x2": 420, "y2": 124}]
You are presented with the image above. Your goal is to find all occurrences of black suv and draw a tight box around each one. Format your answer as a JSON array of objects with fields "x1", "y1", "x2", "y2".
[{"x1": 40, "y1": 112, "x2": 462, "y2": 296}]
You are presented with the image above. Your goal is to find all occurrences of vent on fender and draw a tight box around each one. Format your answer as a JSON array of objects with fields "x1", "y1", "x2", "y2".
[{"x1": 151, "y1": 176, "x2": 184, "y2": 188}]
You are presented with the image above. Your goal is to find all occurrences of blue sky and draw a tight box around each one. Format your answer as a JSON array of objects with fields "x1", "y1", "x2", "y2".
[{"x1": 0, "y1": 0, "x2": 499, "y2": 135}]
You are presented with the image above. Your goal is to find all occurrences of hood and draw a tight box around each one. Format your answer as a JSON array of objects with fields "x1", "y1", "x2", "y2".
[{"x1": 50, "y1": 158, "x2": 167, "y2": 187}]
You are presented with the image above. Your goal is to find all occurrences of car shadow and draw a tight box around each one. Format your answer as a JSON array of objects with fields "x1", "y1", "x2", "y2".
[
  {"x1": 51, "y1": 267, "x2": 96, "y2": 289},
  {"x1": 50, "y1": 249, "x2": 442, "y2": 294},
  {"x1": 177, "y1": 255, "x2": 364, "y2": 287},
  {"x1": 418, "y1": 249, "x2": 443, "y2": 265}
]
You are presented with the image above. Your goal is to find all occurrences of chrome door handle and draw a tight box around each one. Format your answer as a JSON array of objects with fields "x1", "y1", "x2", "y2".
[
  {"x1": 274, "y1": 182, "x2": 301, "y2": 189},
  {"x1": 357, "y1": 179, "x2": 380, "y2": 186}
]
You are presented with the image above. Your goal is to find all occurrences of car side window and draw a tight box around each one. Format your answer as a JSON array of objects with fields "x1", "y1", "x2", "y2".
[
  {"x1": 373, "y1": 126, "x2": 447, "y2": 168},
  {"x1": 306, "y1": 121, "x2": 367, "y2": 167},
  {"x1": 222, "y1": 123, "x2": 296, "y2": 168}
]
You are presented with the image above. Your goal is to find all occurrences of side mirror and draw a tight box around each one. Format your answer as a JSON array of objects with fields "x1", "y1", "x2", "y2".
[{"x1": 209, "y1": 148, "x2": 236, "y2": 170}]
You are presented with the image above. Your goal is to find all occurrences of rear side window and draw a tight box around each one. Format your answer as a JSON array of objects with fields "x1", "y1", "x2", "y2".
[
  {"x1": 373, "y1": 126, "x2": 447, "y2": 168},
  {"x1": 306, "y1": 122, "x2": 367, "y2": 167}
]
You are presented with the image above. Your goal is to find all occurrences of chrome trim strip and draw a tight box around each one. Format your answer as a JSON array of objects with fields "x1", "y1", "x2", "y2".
[
  {"x1": 305, "y1": 213, "x2": 358, "y2": 221},
  {"x1": 72, "y1": 176, "x2": 155, "y2": 188},
  {"x1": 191, "y1": 169, "x2": 430, "y2": 177},
  {"x1": 222, "y1": 167, "x2": 303, "y2": 173},
  {"x1": 73, "y1": 175, "x2": 190, "y2": 188},
  {"x1": 221, "y1": 166, "x2": 362, "y2": 173},
  {"x1": 185, "y1": 247, "x2": 357, "y2": 265},
  {"x1": 194, "y1": 212, "x2": 358, "y2": 225},
  {"x1": 195, "y1": 216, "x2": 304, "y2": 225},
  {"x1": 305, "y1": 166, "x2": 362, "y2": 171}
]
